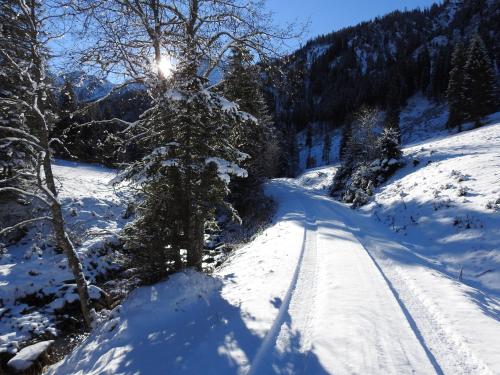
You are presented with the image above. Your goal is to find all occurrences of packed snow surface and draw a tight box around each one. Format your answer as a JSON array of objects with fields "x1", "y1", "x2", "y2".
[{"x1": 47, "y1": 122, "x2": 500, "y2": 374}]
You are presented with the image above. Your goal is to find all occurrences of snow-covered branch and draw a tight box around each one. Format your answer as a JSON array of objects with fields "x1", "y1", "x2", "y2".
[
  {"x1": 0, "y1": 216, "x2": 53, "y2": 237},
  {"x1": 0, "y1": 187, "x2": 51, "y2": 207}
]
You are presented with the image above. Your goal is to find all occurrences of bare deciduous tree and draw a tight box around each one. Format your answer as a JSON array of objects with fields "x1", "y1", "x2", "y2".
[{"x1": 0, "y1": 0, "x2": 93, "y2": 327}]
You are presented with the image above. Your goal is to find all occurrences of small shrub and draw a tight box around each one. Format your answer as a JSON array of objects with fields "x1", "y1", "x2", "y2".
[{"x1": 457, "y1": 185, "x2": 469, "y2": 197}]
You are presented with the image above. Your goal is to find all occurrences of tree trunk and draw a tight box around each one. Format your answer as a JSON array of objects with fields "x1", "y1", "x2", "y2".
[
  {"x1": 51, "y1": 201, "x2": 93, "y2": 328},
  {"x1": 43, "y1": 154, "x2": 93, "y2": 328},
  {"x1": 186, "y1": 215, "x2": 204, "y2": 271}
]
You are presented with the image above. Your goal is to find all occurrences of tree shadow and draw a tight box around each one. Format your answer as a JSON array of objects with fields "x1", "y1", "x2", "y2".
[{"x1": 49, "y1": 271, "x2": 329, "y2": 375}]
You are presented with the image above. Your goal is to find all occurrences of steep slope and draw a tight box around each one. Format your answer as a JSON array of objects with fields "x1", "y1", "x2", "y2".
[
  {"x1": 273, "y1": 0, "x2": 499, "y2": 129},
  {"x1": 364, "y1": 114, "x2": 500, "y2": 293},
  {"x1": 47, "y1": 123, "x2": 500, "y2": 375}
]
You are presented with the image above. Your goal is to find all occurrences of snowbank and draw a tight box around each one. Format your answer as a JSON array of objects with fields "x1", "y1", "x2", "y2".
[{"x1": 7, "y1": 340, "x2": 54, "y2": 371}]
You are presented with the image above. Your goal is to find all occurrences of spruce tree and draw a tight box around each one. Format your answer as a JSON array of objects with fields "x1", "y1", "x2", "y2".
[
  {"x1": 446, "y1": 42, "x2": 466, "y2": 129},
  {"x1": 417, "y1": 47, "x2": 431, "y2": 94},
  {"x1": 378, "y1": 127, "x2": 402, "y2": 161},
  {"x1": 462, "y1": 35, "x2": 497, "y2": 126},
  {"x1": 119, "y1": 50, "x2": 250, "y2": 274},
  {"x1": 0, "y1": 0, "x2": 34, "y2": 179},
  {"x1": 222, "y1": 44, "x2": 276, "y2": 217},
  {"x1": 322, "y1": 132, "x2": 332, "y2": 165}
]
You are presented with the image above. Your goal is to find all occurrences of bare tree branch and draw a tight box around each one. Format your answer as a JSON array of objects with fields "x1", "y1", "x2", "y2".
[{"x1": 0, "y1": 216, "x2": 53, "y2": 237}]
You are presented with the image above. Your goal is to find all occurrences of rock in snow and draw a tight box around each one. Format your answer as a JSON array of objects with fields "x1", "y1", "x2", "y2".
[{"x1": 7, "y1": 340, "x2": 54, "y2": 371}]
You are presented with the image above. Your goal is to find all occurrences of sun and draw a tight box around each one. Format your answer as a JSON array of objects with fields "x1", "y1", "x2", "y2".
[{"x1": 157, "y1": 55, "x2": 175, "y2": 78}]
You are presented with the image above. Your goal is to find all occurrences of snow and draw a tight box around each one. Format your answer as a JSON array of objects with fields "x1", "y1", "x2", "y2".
[
  {"x1": 7, "y1": 340, "x2": 54, "y2": 371},
  {"x1": 306, "y1": 44, "x2": 331, "y2": 67},
  {"x1": 364, "y1": 117, "x2": 500, "y2": 293},
  {"x1": 47, "y1": 120, "x2": 500, "y2": 374},
  {"x1": 0, "y1": 159, "x2": 130, "y2": 354},
  {"x1": 206, "y1": 157, "x2": 248, "y2": 184},
  {"x1": 54, "y1": 72, "x2": 114, "y2": 102}
]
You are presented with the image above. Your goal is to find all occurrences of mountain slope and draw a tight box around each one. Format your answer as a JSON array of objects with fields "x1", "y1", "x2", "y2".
[
  {"x1": 273, "y1": 0, "x2": 499, "y2": 128},
  {"x1": 47, "y1": 122, "x2": 500, "y2": 375}
]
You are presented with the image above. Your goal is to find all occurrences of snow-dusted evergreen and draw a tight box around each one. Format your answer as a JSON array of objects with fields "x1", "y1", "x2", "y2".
[
  {"x1": 73, "y1": 0, "x2": 290, "y2": 279},
  {"x1": 461, "y1": 35, "x2": 497, "y2": 126},
  {"x1": 331, "y1": 107, "x2": 404, "y2": 207},
  {"x1": 0, "y1": 0, "x2": 36, "y2": 180}
]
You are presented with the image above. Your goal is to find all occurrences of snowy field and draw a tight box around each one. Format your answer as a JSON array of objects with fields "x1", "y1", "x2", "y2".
[
  {"x1": 1, "y1": 160, "x2": 129, "y2": 355},
  {"x1": 47, "y1": 120, "x2": 500, "y2": 374}
]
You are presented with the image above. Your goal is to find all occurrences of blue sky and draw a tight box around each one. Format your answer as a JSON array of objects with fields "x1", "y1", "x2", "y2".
[
  {"x1": 51, "y1": 0, "x2": 442, "y2": 77},
  {"x1": 267, "y1": 0, "x2": 441, "y2": 49}
]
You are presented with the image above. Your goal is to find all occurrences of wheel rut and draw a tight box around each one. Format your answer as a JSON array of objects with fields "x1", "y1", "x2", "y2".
[{"x1": 248, "y1": 213, "x2": 318, "y2": 375}]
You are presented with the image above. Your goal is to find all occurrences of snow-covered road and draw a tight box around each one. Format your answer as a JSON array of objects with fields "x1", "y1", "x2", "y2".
[
  {"x1": 254, "y1": 178, "x2": 499, "y2": 374},
  {"x1": 249, "y1": 179, "x2": 437, "y2": 374},
  {"x1": 49, "y1": 170, "x2": 500, "y2": 375}
]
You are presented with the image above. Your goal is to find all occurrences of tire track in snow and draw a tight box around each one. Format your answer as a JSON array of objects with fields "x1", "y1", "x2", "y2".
[
  {"x1": 248, "y1": 212, "x2": 318, "y2": 375},
  {"x1": 327, "y1": 199, "x2": 492, "y2": 375}
]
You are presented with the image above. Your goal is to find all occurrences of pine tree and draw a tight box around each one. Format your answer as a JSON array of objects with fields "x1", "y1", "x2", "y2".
[
  {"x1": 417, "y1": 47, "x2": 431, "y2": 93},
  {"x1": 0, "y1": 0, "x2": 34, "y2": 179},
  {"x1": 222, "y1": 44, "x2": 277, "y2": 216},
  {"x1": 378, "y1": 127, "x2": 402, "y2": 161},
  {"x1": 322, "y1": 132, "x2": 332, "y2": 164},
  {"x1": 462, "y1": 35, "x2": 497, "y2": 126},
  {"x1": 305, "y1": 125, "x2": 313, "y2": 149},
  {"x1": 446, "y1": 42, "x2": 466, "y2": 129},
  {"x1": 119, "y1": 51, "x2": 250, "y2": 274}
]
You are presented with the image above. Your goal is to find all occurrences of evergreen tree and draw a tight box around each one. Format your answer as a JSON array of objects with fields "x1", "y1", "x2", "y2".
[
  {"x1": 378, "y1": 127, "x2": 402, "y2": 161},
  {"x1": 222, "y1": 44, "x2": 277, "y2": 216},
  {"x1": 446, "y1": 42, "x2": 466, "y2": 129},
  {"x1": 322, "y1": 132, "x2": 332, "y2": 165},
  {"x1": 462, "y1": 35, "x2": 497, "y2": 126},
  {"x1": 119, "y1": 52, "x2": 250, "y2": 275},
  {"x1": 431, "y1": 46, "x2": 451, "y2": 99},
  {"x1": 416, "y1": 47, "x2": 431, "y2": 93},
  {"x1": 0, "y1": 0, "x2": 34, "y2": 179},
  {"x1": 305, "y1": 125, "x2": 313, "y2": 149}
]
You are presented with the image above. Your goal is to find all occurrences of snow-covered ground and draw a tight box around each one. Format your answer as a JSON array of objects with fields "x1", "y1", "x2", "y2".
[
  {"x1": 47, "y1": 121, "x2": 500, "y2": 374},
  {"x1": 1, "y1": 160, "x2": 129, "y2": 355}
]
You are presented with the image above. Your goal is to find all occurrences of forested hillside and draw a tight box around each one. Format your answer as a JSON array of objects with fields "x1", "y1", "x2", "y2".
[{"x1": 269, "y1": 0, "x2": 499, "y2": 173}]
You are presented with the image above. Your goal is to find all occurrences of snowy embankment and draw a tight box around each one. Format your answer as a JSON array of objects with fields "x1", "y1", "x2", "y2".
[
  {"x1": 1, "y1": 160, "x2": 129, "y2": 355},
  {"x1": 48, "y1": 121, "x2": 500, "y2": 374}
]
